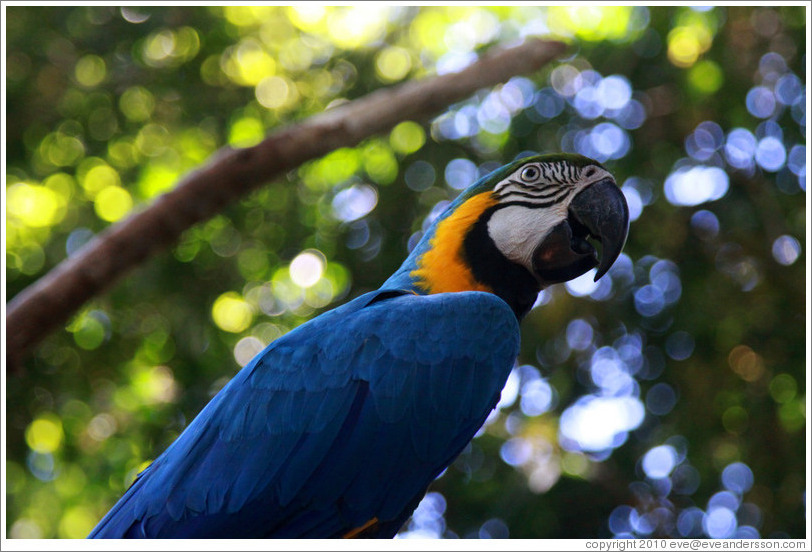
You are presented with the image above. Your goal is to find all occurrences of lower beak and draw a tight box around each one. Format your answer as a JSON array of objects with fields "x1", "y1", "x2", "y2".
[{"x1": 531, "y1": 178, "x2": 629, "y2": 286}]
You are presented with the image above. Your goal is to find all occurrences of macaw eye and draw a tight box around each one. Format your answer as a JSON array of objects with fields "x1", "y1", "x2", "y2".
[{"x1": 520, "y1": 166, "x2": 540, "y2": 182}]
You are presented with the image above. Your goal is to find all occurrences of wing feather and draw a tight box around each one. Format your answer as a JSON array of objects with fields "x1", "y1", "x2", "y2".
[{"x1": 89, "y1": 289, "x2": 519, "y2": 538}]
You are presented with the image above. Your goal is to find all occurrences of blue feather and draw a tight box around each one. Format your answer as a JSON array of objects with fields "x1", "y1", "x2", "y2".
[{"x1": 88, "y1": 290, "x2": 520, "y2": 538}]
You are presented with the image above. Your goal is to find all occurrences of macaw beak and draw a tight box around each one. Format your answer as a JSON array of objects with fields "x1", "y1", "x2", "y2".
[{"x1": 531, "y1": 177, "x2": 630, "y2": 286}]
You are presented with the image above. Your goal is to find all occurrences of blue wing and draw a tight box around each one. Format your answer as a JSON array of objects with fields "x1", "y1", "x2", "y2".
[{"x1": 88, "y1": 289, "x2": 519, "y2": 538}]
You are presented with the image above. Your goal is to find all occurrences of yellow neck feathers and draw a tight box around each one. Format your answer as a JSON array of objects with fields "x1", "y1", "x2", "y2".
[{"x1": 411, "y1": 192, "x2": 498, "y2": 294}]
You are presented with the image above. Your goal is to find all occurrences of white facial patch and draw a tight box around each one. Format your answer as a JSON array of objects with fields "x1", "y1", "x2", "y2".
[{"x1": 486, "y1": 203, "x2": 568, "y2": 271}]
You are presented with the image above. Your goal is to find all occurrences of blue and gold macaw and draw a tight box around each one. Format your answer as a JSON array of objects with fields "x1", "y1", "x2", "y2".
[{"x1": 89, "y1": 153, "x2": 629, "y2": 538}]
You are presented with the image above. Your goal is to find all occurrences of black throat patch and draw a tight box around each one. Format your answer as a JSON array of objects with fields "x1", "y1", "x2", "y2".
[{"x1": 462, "y1": 205, "x2": 542, "y2": 319}]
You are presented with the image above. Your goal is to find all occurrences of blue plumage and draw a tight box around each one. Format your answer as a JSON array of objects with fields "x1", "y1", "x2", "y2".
[
  {"x1": 89, "y1": 290, "x2": 519, "y2": 538},
  {"x1": 88, "y1": 153, "x2": 629, "y2": 539}
]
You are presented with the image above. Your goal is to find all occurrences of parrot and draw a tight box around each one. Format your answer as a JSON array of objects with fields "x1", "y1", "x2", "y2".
[{"x1": 88, "y1": 153, "x2": 629, "y2": 539}]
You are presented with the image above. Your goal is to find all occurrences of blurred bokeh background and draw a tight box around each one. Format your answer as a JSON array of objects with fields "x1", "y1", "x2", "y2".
[{"x1": 4, "y1": 5, "x2": 807, "y2": 539}]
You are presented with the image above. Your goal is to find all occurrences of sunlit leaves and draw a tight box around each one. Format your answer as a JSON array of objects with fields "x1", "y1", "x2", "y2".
[
  {"x1": 7, "y1": 182, "x2": 63, "y2": 228},
  {"x1": 94, "y1": 185, "x2": 133, "y2": 222},
  {"x1": 129, "y1": 365, "x2": 178, "y2": 405},
  {"x1": 212, "y1": 292, "x2": 255, "y2": 333},
  {"x1": 362, "y1": 140, "x2": 398, "y2": 185},
  {"x1": 221, "y1": 38, "x2": 276, "y2": 86},
  {"x1": 390, "y1": 121, "x2": 426, "y2": 155},
  {"x1": 667, "y1": 8, "x2": 718, "y2": 68},
  {"x1": 289, "y1": 249, "x2": 325, "y2": 288},
  {"x1": 137, "y1": 163, "x2": 179, "y2": 199},
  {"x1": 67, "y1": 310, "x2": 109, "y2": 350},
  {"x1": 300, "y1": 148, "x2": 360, "y2": 191},
  {"x1": 37, "y1": 131, "x2": 85, "y2": 168},
  {"x1": 375, "y1": 46, "x2": 413, "y2": 82},
  {"x1": 323, "y1": 6, "x2": 390, "y2": 50},
  {"x1": 687, "y1": 60, "x2": 724, "y2": 95},
  {"x1": 255, "y1": 75, "x2": 299, "y2": 110},
  {"x1": 57, "y1": 505, "x2": 97, "y2": 539},
  {"x1": 546, "y1": 6, "x2": 647, "y2": 43},
  {"x1": 140, "y1": 27, "x2": 200, "y2": 69},
  {"x1": 119, "y1": 87, "x2": 155, "y2": 122},
  {"x1": 74, "y1": 54, "x2": 106, "y2": 88},
  {"x1": 25, "y1": 414, "x2": 64, "y2": 454},
  {"x1": 78, "y1": 158, "x2": 120, "y2": 199},
  {"x1": 227, "y1": 115, "x2": 265, "y2": 147}
]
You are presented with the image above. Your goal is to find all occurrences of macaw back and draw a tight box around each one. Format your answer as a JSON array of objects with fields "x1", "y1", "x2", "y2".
[{"x1": 88, "y1": 289, "x2": 519, "y2": 538}]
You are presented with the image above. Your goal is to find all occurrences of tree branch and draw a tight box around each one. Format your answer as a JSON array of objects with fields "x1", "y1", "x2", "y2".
[{"x1": 6, "y1": 38, "x2": 567, "y2": 370}]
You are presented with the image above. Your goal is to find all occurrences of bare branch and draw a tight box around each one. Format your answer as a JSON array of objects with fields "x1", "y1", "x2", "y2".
[{"x1": 6, "y1": 38, "x2": 567, "y2": 370}]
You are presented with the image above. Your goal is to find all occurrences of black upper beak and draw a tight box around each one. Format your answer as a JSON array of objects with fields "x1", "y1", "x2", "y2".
[{"x1": 531, "y1": 177, "x2": 629, "y2": 286}]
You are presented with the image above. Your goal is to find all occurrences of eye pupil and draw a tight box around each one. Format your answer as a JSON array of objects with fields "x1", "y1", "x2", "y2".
[{"x1": 521, "y1": 166, "x2": 539, "y2": 181}]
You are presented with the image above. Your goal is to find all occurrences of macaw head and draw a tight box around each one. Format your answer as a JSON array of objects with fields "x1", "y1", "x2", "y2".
[{"x1": 384, "y1": 153, "x2": 629, "y2": 318}]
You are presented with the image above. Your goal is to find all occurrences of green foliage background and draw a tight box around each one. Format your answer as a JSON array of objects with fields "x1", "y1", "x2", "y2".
[{"x1": 5, "y1": 6, "x2": 807, "y2": 539}]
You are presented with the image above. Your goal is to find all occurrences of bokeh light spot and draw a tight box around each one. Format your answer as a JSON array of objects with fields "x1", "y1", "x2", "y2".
[
  {"x1": 69, "y1": 311, "x2": 108, "y2": 350},
  {"x1": 404, "y1": 160, "x2": 436, "y2": 192},
  {"x1": 725, "y1": 128, "x2": 757, "y2": 170},
  {"x1": 132, "y1": 365, "x2": 178, "y2": 404},
  {"x1": 212, "y1": 292, "x2": 255, "y2": 333},
  {"x1": 566, "y1": 319, "x2": 594, "y2": 351},
  {"x1": 703, "y1": 507, "x2": 737, "y2": 538},
  {"x1": 768, "y1": 373, "x2": 797, "y2": 404},
  {"x1": 688, "y1": 60, "x2": 723, "y2": 94},
  {"x1": 672, "y1": 464, "x2": 702, "y2": 495},
  {"x1": 7, "y1": 183, "x2": 62, "y2": 228},
  {"x1": 10, "y1": 519, "x2": 43, "y2": 539},
  {"x1": 721, "y1": 462, "x2": 754, "y2": 494},
  {"x1": 363, "y1": 141, "x2": 398, "y2": 185},
  {"x1": 81, "y1": 163, "x2": 121, "y2": 199},
  {"x1": 290, "y1": 250, "x2": 325, "y2": 288},
  {"x1": 58, "y1": 506, "x2": 97, "y2": 539},
  {"x1": 25, "y1": 415, "x2": 64, "y2": 454},
  {"x1": 520, "y1": 378, "x2": 555, "y2": 417},
  {"x1": 228, "y1": 116, "x2": 265, "y2": 147},
  {"x1": 376, "y1": 46, "x2": 412, "y2": 82},
  {"x1": 94, "y1": 186, "x2": 133, "y2": 222},
  {"x1": 565, "y1": 269, "x2": 599, "y2": 297},
  {"x1": 332, "y1": 184, "x2": 378, "y2": 222},
  {"x1": 559, "y1": 395, "x2": 645, "y2": 452},
  {"x1": 746, "y1": 86, "x2": 776, "y2": 118},
  {"x1": 646, "y1": 383, "x2": 677, "y2": 416},
  {"x1": 690, "y1": 210, "x2": 720, "y2": 239},
  {"x1": 727, "y1": 345, "x2": 765, "y2": 382},
  {"x1": 74, "y1": 54, "x2": 106, "y2": 87},
  {"x1": 642, "y1": 445, "x2": 678, "y2": 479},
  {"x1": 771, "y1": 235, "x2": 801, "y2": 265},
  {"x1": 755, "y1": 136, "x2": 786, "y2": 171},
  {"x1": 87, "y1": 413, "x2": 117, "y2": 442},
  {"x1": 787, "y1": 144, "x2": 806, "y2": 176},
  {"x1": 664, "y1": 165, "x2": 728, "y2": 206},
  {"x1": 389, "y1": 121, "x2": 426, "y2": 155},
  {"x1": 234, "y1": 336, "x2": 265, "y2": 367},
  {"x1": 499, "y1": 437, "x2": 533, "y2": 467},
  {"x1": 667, "y1": 26, "x2": 707, "y2": 67},
  {"x1": 119, "y1": 86, "x2": 155, "y2": 122},
  {"x1": 665, "y1": 331, "x2": 694, "y2": 361}
]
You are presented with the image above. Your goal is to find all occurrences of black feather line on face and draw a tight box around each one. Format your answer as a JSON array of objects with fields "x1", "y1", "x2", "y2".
[
  {"x1": 494, "y1": 185, "x2": 572, "y2": 209},
  {"x1": 497, "y1": 177, "x2": 571, "y2": 195},
  {"x1": 495, "y1": 190, "x2": 561, "y2": 202}
]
